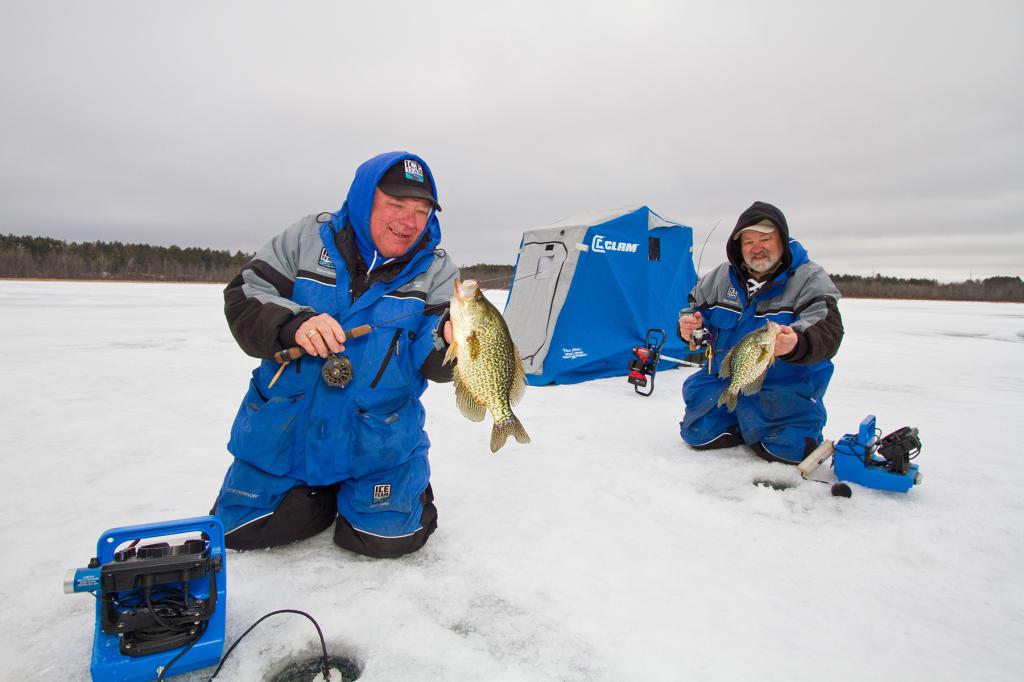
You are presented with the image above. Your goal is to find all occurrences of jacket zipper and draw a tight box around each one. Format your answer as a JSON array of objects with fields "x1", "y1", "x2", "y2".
[{"x1": 370, "y1": 329, "x2": 403, "y2": 388}]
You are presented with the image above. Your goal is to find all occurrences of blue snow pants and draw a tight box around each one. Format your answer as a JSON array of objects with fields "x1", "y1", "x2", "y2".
[
  {"x1": 680, "y1": 364, "x2": 831, "y2": 463},
  {"x1": 213, "y1": 449, "x2": 434, "y2": 558}
]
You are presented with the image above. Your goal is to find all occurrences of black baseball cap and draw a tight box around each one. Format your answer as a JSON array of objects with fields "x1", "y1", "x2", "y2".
[{"x1": 377, "y1": 158, "x2": 442, "y2": 212}]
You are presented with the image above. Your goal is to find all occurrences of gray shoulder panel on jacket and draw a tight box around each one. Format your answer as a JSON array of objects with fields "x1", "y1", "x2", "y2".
[
  {"x1": 393, "y1": 250, "x2": 458, "y2": 307},
  {"x1": 787, "y1": 261, "x2": 841, "y2": 302}
]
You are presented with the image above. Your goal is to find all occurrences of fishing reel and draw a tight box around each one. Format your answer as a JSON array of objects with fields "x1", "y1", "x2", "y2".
[
  {"x1": 270, "y1": 323, "x2": 373, "y2": 390},
  {"x1": 689, "y1": 327, "x2": 710, "y2": 352},
  {"x1": 322, "y1": 353, "x2": 354, "y2": 388}
]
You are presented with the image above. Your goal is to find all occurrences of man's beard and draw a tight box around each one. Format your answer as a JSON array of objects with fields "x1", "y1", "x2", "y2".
[{"x1": 745, "y1": 253, "x2": 780, "y2": 275}]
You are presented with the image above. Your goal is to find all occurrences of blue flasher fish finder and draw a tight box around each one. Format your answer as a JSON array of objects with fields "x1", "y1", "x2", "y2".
[
  {"x1": 64, "y1": 516, "x2": 226, "y2": 682},
  {"x1": 833, "y1": 415, "x2": 922, "y2": 493}
]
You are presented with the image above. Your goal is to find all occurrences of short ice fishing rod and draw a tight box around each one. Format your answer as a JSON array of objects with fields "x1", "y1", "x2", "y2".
[
  {"x1": 268, "y1": 324, "x2": 371, "y2": 389},
  {"x1": 267, "y1": 269, "x2": 543, "y2": 389}
]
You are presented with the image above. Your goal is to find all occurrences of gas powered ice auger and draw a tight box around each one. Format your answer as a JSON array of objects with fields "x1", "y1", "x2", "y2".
[
  {"x1": 64, "y1": 516, "x2": 226, "y2": 682},
  {"x1": 627, "y1": 328, "x2": 701, "y2": 396}
]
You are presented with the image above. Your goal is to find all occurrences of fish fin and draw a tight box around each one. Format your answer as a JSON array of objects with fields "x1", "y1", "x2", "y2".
[
  {"x1": 453, "y1": 366, "x2": 487, "y2": 422},
  {"x1": 490, "y1": 413, "x2": 530, "y2": 453},
  {"x1": 442, "y1": 338, "x2": 458, "y2": 366},
  {"x1": 512, "y1": 414, "x2": 530, "y2": 445},
  {"x1": 740, "y1": 368, "x2": 768, "y2": 396},
  {"x1": 509, "y1": 346, "x2": 527, "y2": 406},
  {"x1": 717, "y1": 387, "x2": 738, "y2": 412},
  {"x1": 466, "y1": 331, "x2": 481, "y2": 362},
  {"x1": 718, "y1": 348, "x2": 735, "y2": 379}
]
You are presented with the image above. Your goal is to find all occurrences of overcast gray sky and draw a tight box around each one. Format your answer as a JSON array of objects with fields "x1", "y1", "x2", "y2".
[{"x1": 2, "y1": 1, "x2": 1021, "y2": 281}]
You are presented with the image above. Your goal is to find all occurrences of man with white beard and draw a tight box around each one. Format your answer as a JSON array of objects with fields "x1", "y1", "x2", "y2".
[{"x1": 677, "y1": 201, "x2": 844, "y2": 463}]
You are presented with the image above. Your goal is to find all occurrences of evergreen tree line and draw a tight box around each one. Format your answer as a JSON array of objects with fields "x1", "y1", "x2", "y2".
[
  {"x1": 0, "y1": 234, "x2": 253, "y2": 282},
  {"x1": 456, "y1": 267, "x2": 1024, "y2": 302},
  {"x1": 458, "y1": 263, "x2": 515, "y2": 289},
  {"x1": 2, "y1": 235, "x2": 1020, "y2": 301},
  {"x1": 832, "y1": 274, "x2": 1024, "y2": 302}
]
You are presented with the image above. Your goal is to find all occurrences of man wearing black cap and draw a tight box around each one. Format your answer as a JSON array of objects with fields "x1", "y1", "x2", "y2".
[
  {"x1": 677, "y1": 201, "x2": 844, "y2": 463},
  {"x1": 212, "y1": 151, "x2": 459, "y2": 558}
]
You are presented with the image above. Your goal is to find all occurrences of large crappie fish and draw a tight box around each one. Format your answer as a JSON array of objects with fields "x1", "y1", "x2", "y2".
[
  {"x1": 717, "y1": 321, "x2": 781, "y2": 411},
  {"x1": 443, "y1": 279, "x2": 530, "y2": 452}
]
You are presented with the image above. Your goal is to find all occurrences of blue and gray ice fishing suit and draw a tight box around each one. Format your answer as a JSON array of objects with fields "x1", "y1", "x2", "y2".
[
  {"x1": 212, "y1": 151, "x2": 458, "y2": 557},
  {"x1": 679, "y1": 202, "x2": 844, "y2": 463}
]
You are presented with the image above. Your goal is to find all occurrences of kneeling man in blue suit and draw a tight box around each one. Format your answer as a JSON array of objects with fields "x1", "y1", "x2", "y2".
[{"x1": 678, "y1": 201, "x2": 844, "y2": 463}]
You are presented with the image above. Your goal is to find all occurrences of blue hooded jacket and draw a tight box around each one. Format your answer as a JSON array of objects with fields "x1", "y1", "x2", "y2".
[{"x1": 222, "y1": 151, "x2": 458, "y2": 489}]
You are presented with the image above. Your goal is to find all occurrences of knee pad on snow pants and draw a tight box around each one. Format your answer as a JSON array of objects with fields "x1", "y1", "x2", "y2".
[
  {"x1": 685, "y1": 426, "x2": 745, "y2": 450},
  {"x1": 222, "y1": 483, "x2": 438, "y2": 558},
  {"x1": 333, "y1": 484, "x2": 438, "y2": 559},
  {"x1": 750, "y1": 438, "x2": 819, "y2": 465},
  {"x1": 223, "y1": 485, "x2": 339, "y2": 551}
]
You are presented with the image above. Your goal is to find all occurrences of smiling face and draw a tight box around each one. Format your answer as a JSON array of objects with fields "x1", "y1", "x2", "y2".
[
  {"x1": 739, "y1": 228, "x2": 783, "y2": 275},
  {"x1": 369, "y1": 188, "x2": 432, "y2": 257}
]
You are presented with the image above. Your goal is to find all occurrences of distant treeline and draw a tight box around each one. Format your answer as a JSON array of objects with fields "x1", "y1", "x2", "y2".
[
  {"x1": 0, "y1": 234, "x2": 253, "y2": 282},
  {"x1": 457, "y1": 268, "x2": 1024, "y2": 302},
  {"x1": 0, "y1": 234, "x2": 520, "y2": 285},
  {"x1": 833, "y1": 274, "x2": 1023, "y2": 302},
  {"x1": 458, "y1": 263, "x2": 515, "y2": 289},
  {"x1": 3, "y1": 235, "x2": 1020, "y2": 301}
]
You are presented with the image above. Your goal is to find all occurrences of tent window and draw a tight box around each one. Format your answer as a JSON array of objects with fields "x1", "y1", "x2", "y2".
[
  {"x1": 538, "y1": 253, "x2": 556, "y2": 278},
  {"x1": 648, "y1": 237, "x2": 661, "y2": 261}
]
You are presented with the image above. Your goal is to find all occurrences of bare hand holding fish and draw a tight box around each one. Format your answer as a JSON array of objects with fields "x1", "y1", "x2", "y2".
[{"x1": 772, "y1": 324, "x2": 798, "y2": 356}]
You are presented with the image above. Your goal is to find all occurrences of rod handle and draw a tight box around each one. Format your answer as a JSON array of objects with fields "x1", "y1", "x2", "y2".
[{"x1": 272, "y1": 324, "x2": 373, "y2": 364}]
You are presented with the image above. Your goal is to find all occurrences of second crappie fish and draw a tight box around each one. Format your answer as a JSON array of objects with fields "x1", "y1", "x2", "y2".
[
  {"x1": 717, "y1": 321, "x2": 781, "y2": 411},
  {"x1": 443, "y1": 279, "x2": 530, "y2": 452}
]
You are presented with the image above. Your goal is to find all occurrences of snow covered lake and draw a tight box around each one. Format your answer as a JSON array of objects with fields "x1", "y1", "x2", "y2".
[{"x1": 2, "y1": 280, "x2": 1022, "y2": 681}]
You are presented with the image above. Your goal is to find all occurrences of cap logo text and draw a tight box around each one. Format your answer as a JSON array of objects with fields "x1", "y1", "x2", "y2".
[{"x1": 404, "y1": 160, "x2": 425, "y2": 183}]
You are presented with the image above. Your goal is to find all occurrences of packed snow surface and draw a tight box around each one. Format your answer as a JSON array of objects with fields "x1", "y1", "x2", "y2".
[{"x1": 1, "y1": 280, "x2": 1022, "y2": 681}]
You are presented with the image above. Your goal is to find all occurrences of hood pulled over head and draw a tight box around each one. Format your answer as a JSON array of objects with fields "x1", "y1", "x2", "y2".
[
  {"x1": 331, "y1": 151, "x2": 442, "y2": 266},
  {"x1": 726, "y1": 201, "x2": 792, "y2": 273}
]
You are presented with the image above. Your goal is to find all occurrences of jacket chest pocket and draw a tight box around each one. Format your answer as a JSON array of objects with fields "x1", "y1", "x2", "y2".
[
  {"x1": 706, "y1": 306, "x2": 740, "y2": 332},
  {"x1": 705, "y1": 306, "x2": 741, "y2": 349},
  {"x1": 363, "y1": 324, "x2": 418, "y2": 391}
]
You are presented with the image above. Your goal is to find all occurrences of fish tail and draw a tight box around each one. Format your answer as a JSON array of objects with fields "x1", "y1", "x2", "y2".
[
  {"x1": 490, "y1": 413, "x2": 531, "y2": 453},
  {"x1": 716, "y1": 387, "x2": 738, "y2": 412}
]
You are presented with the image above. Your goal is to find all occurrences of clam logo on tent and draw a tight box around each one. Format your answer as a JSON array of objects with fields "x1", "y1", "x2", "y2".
[{"x1": 591, "y1": 234, "x2": 639, "y2": 254}]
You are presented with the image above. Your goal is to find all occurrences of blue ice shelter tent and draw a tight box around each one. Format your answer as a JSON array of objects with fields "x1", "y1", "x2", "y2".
[{"x1": 503, "y1": 205, "x2": 698, "y2": 386}]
